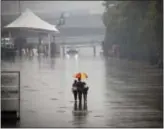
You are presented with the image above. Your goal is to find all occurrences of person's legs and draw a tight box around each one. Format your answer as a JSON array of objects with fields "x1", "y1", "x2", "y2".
[
  {"x1": 78, "y1": 91, "x2": 82, "y2": 102},
  {"x1": 73, "y1": 91, "x2": 77, "y2": 101},
  {"x1": 83, "y1": 93, "x2": 87, "y2": 102},
  {"x1": 74, "y1": 91, "x2": 77, "y2": 101},
  {"x1": 83, "y1": 92, "x2": 86, "y2": 102},
  {"x1": 74, "y1": 101, "x2": 77, "y2": 110},
  {"x1": 85, "y1": 93, "x2": 88, "y2": 101},
  {"x1": 83, "y1": 88, "x2": 88, "y2": 102}
]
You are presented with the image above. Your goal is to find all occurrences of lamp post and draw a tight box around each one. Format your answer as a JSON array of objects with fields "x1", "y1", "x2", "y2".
[{"x1": 56, "y1": 12, "x2": 66, "y2": 57}]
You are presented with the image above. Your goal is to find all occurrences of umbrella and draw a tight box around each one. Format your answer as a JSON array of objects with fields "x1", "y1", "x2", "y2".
[{"x1": 73, "y1": 72, "x2": 88, "y2": 79}]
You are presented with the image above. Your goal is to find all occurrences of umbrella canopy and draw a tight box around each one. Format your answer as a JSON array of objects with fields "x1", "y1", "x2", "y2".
[
  {"x1": 73, "y1": 72, "x2": 88, "y2": 79},
  {"x1": 4, "y1": 8, "x2": 59, "y2": 33}
]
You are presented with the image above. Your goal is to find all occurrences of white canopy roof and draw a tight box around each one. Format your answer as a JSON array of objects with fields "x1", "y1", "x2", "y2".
[{"x1": 5, "y1": 9, "x2": 59, "y2": 33}]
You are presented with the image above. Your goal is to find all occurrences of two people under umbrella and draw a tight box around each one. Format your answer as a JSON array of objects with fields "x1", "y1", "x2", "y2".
[{"x1": 72, "y1": 76, "x2": 89, "y2": 103}]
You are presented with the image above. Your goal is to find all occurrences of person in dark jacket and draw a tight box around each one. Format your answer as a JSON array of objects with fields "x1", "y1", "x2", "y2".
[
  {"x1": 82, "y1": 82, "x2": 89, "y2": 102},
  {"x1": 76, "y1": 78, "x2": 85, "y2": 103},
  {"x1": 72, "y1": 80, "x2": 78, "y2": 101}
]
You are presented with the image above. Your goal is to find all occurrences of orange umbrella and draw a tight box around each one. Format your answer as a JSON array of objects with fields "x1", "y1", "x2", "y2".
[{"x1": 73, "y1": 72, "x2": 88, "y2": 79}]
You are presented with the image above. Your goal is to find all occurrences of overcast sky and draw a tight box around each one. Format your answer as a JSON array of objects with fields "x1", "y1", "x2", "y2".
[{"x1": 2, "y1": 1, "x2": 104, "y2": 15}]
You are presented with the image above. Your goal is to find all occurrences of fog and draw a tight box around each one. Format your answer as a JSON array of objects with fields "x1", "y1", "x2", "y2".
[
  {"x1": 2, "y1": 1, "x2": 104, "y2": 16},
  {"x1": 1, "y1": 1, "x2": 163, "y2": 128}
]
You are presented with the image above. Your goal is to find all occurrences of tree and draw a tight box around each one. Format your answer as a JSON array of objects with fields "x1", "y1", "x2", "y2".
[{"x1": 102, "y1": 0, "x2": 162, "y2": 63}]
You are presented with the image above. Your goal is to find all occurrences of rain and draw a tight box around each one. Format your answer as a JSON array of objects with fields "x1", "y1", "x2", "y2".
[{"x1": 1, "y1": 1, "x2": 163, "y2": 128}]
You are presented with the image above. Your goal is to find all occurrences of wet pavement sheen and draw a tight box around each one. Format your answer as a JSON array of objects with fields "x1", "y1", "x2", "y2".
[{"x1": 1, "y1": 55, "x2": 163, "y2": 128}]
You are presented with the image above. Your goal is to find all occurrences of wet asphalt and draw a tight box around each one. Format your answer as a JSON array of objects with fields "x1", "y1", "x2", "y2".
[{"x1": 1, "y1": 54, "x2": 163, "y2": 128}]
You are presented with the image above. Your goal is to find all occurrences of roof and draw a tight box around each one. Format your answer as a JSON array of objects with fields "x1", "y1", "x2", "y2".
[{"x1": 4, "y1": 8, "x2": 59, "y2": 32}]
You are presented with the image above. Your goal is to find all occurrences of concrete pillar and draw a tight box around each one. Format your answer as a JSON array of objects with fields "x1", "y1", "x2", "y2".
[
  {"x1": 48, "y1": 33, "x2": 51, "y2": 56},
  {"x1": 50, "y1": 43, "x2": 56, "y2": 57},
  {"x1": 93, "y1": 45, "x2": 96, "y2": 56},
  {"x1": 38, "y1": 35, "x2": 41, "y2": 44},
  {"x1": 37, "y1": 34, "x2": 42, "y2": 56},
  {"x1": 50, "y1": 36, "x2": 56, "y2": 57}
]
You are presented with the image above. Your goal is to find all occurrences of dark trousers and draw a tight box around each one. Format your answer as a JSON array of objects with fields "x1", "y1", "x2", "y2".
[
  {"x1": 83, "y1": 87, "x2": 89, "y2": 101},
  {"x1": 73, "y1": 91, "x2": 77, "y2": 101},
  {"x1": 78, "y1": 91, "x2": 83, "y2": 102},
  {"x1": 83, "y1": 93, "x2": 87, "y2": 101}
]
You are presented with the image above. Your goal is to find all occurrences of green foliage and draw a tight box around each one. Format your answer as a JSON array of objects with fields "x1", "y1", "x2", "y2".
[{"x1": 102, "y1": 1, "x2": 162, "y2": 61}]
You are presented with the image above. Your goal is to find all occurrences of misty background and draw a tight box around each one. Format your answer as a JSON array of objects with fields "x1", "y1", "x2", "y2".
[
  {"x1": 2, "y1": 1, "x2": 107, "y2": 45},
  {"x1": 1, "y1": 1, "x2": 163, "y2": 128}
]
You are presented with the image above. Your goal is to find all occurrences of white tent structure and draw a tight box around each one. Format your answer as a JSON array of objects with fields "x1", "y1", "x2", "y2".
[
  {"x1": 4, "y1": 9, "x2": 59, "y2": 56},
  {"x1": 5, "y1": 8, "x2": 59, "y2": 32}
]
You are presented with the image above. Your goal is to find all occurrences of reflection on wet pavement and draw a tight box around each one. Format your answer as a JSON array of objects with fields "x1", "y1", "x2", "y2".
[
  {"x1": 72, "y1": 102, "x2": 89, "y2": 126},
  {"x1": 50, "y1": 98, "x2": 58, "y2": 101},
  {"x1": 1, "y1": 54, "x2": 162, "y2": 128}
]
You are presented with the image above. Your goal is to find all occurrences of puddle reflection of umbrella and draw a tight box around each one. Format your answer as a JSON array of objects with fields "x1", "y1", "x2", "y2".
[{"x1": 73, "y1": 72, "x2": 88, "y2": 79}]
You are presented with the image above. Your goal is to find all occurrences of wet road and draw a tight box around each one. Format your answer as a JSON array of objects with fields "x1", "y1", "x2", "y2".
[{"x1": 1, "y1": 53, "x2": 163, "y2": 127}]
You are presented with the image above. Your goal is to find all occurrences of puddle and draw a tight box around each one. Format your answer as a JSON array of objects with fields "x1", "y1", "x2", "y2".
[
  {"x1": 94, "y1": 115, "x2": 104, "y2": 118},
  {"x1": 27, "y1": 89, "x2": 38, "y2": 92},
  {"x1": 50, "y1": 98, "x2": 58, "y2": 100},
  {"x1": 72, "y1": 110, "x2": 88, "y2": 113},
  {"x1": 59, "y1": 107, "x2": 67, "y2": 109},
  {"x1": 69, "y1": 101, "x2": 74, "y2": 103},
  {"x1": 73, "y1": 122, "x2": 85, "y2": 125},
  {"x1": 57, "y1": 110, "x2": 66, "y2": 113},
  {"x1": 24, "y1": 85, "x2": 30, "y2": 88}
]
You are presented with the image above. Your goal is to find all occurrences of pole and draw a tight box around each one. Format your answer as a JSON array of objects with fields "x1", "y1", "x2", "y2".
[
  {"x1": 93, "y1": 45, "x2": 96, "y2": 57},
  {"x1": 48, "y1": 33, "x2": 51, "y2": 57}
]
